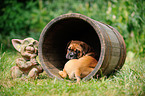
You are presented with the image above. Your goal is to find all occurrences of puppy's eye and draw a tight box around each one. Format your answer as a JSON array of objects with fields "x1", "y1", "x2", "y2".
[
  {"x1": 68, "y1": 48, "x2": 71, "y2": 51},
  {"x1": 76, "y1": 49, "x2": 80, "y2": 53}
]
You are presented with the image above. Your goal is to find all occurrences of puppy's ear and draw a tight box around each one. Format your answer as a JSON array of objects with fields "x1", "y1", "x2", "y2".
[
  {"x1": 66, "y1": 40, "x2": 73, "y2": 48},
  {"x1": 66, "y1": 40, "x2": 73, "y2": 51},
  {"x1": 80, "y1": 41, "x2": 92, "y2": 55}
]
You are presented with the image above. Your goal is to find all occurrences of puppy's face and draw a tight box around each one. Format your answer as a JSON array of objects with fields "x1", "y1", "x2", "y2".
[
  {"x1": 66, "y1": 40, "x2": 91, "y2": 59},
  {"x1": 66, "y1": 43, "x2": 83, "y2": 59}
]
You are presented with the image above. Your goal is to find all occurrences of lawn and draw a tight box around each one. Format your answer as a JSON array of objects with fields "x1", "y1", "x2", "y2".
[
  {"x1": 0, "y1": 0, "x2": 144, "y2": 95},
  {"x1": 0, "y1": 51, "x2": 144, "y2": 96}
]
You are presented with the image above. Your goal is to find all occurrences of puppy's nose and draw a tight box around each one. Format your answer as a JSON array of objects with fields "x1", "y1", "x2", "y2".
[
  {"x1": 70, "y1": 52, "x2": 74, "y2": 57},
  {"x1": 70, "y1": 54, "x2": 73, "y2": 57}
]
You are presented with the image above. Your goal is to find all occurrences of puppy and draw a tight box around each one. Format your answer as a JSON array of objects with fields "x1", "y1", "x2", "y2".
[
  {"x1": 59, "y1": 56, "x2": 98, "y2": 83},
  {"x1": 66, "y1": 40, "x2": 95, "y2": 59}
]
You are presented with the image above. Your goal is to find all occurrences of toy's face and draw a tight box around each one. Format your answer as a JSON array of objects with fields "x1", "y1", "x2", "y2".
[
  {"x1": 12, "y1": 38, "x2": 39, "y2": 55},
  {"x1": 22, "y1": 38, "x2": 38, "y2": 54}
]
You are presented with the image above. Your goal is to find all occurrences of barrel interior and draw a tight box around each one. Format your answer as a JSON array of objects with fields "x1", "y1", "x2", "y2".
[{"x1": 41, "y1": 18, "x2": 101, "y2": 77}]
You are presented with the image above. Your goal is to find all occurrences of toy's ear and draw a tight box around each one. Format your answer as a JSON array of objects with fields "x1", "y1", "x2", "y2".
[
  {"x1": 12, "y1": 39, "x2": 23, "y2": 52},
  {"x1": 33, "y1": 40, "x2": 39, "y2": 48}
]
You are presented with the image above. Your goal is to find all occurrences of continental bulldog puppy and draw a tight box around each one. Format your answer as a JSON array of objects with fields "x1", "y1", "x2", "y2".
[
  {"x1": 59, "y1": 56, "x2": 98, "y2": 83},
  {"x1": 66, "y1": 40, "x2": 95, "y2": 59},
  {"x1": 59, "y1": 40, "x2": 97, "y2": 83}
]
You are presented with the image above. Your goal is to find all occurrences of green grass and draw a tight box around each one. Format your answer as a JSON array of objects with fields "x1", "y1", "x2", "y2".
[{"x1": 0, "y1": 51, "x2": 144, "y2": 96}]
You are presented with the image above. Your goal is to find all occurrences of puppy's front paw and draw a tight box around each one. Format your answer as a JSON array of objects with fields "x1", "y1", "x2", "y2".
[{"x1": 59, "y1": 71, "x2": 67, "y2": 78}]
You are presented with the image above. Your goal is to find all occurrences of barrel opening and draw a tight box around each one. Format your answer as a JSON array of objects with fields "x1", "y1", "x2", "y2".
[{"x1": 41, "y1": 17, "x2": 101, "y2": 77}]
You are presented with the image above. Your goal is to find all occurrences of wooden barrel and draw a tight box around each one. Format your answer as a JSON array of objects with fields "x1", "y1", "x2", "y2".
[{"x1": 38, "y1": 13, "x2": 126, "y2": 81}]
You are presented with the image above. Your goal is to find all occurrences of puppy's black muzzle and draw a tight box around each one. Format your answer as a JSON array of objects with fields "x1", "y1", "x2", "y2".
[{"x1": 66, "y1": 52, "x2": 77, "y2": 59}]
